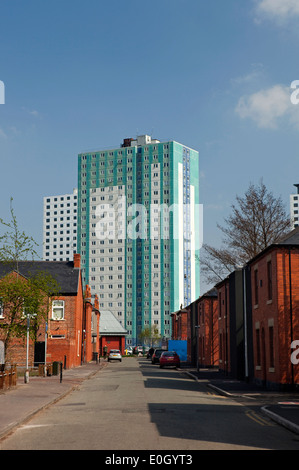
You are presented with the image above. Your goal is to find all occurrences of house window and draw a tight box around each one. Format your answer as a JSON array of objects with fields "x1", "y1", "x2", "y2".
[
  {"x1": 267, "y1": 260, "x2": 272, "y2": 301},
  {"x1": 52, "y1": 300, "x2": 65, "y2": 320},
  {"x1": 254, "y1": 269, "x2": 259, "y2": 305},
  {"x1": 256, "y1": 328, "x2": 261, "y2": 366}
]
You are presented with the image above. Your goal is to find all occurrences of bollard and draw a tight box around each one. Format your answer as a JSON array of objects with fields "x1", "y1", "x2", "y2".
[{"x1": 60, "y1": 362, "x2": 63, "y2": 383}]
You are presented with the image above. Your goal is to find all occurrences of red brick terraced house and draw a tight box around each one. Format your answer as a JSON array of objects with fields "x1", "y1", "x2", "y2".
[
  {"x1": 215, "y1": 277, "x2": 230, "y2": 376},
  {"x1": 174, "y1": 227, "x2": 299, "y2": 390},
  {"x1": 171, "y1": 307, "x2": 188, "y2": 341},
  {"x1": 196, "y1": 287, "x2": 219, "y2": 368},
  {"x1": 247, "y1": 228, "x2": 299, "y2": 390},
  {"x1": 0, "y1": 253, "x2": 99, "y2": 369}
]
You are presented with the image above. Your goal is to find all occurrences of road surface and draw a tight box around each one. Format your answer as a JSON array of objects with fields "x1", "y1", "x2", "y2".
[{"x1": 1, "y1": 357, "x2": 299, "y2": 450}]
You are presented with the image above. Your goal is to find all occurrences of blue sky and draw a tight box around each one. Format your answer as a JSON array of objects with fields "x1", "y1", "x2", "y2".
[{"x1": 0, "y1": 0, "x2": 299, "y2": 292}]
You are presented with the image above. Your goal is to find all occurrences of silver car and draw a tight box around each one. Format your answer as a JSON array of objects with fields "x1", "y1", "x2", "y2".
[{"x1": 108, "y1": 349, "x2": 122, "y2": 362}]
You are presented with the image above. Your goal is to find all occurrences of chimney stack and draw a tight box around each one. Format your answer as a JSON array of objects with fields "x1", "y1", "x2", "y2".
[{"x1": 73, "y1": 253, "x2": 81, "y2": 268}]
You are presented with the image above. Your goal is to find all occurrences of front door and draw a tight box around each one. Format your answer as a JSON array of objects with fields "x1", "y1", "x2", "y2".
[{"x1": 34, "y1": 341, "x2": 45, "y2": 366}]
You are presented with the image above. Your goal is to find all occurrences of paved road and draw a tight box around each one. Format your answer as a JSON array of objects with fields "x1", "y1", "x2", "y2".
[{"x1": 1, "y1": 357, "x2": 299, "y2": 450}]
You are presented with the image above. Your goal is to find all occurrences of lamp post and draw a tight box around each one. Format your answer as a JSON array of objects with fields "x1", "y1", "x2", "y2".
[
  {"x1": 24, "y1": 314, "x2": 30, "y2": 383},
  {"x1": 24, "y1": 310, "x2": 36, "y2": 384}
]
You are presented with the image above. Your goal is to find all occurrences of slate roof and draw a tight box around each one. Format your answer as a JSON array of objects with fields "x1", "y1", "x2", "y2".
[
  {"x1": 199, "y1": 287, "x2": 218, "y2": 298},
  {"x1": 99, "y1": 310, "x2": 128, "y2": 336},
  {"x1": 275, "y1": 226, "x2": 299, "y2": 246},
  {"x1": 0, "y1": 260, "x2": 81, "y2": 295},
  {"x1": 247, "y1": 226, "x2": 299, "y2": 265},
  {"x1": 171, "y1": 308, "x2": 188, "y2": 315}
]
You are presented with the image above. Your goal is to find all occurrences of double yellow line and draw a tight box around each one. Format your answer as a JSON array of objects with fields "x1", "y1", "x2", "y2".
[{"x1": 245, "y1": 410, "x2": 274, "y2": 426}]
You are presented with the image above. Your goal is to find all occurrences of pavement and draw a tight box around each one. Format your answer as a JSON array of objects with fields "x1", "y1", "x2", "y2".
[
  {"x1": 1, "y1": 359, "x2": 299, "y2": 443},
  {"x1": 0, "y1": 360, "x2": 108, "y2": 441}
]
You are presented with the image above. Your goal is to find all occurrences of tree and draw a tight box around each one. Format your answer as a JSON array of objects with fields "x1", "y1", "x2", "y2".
[
  {"x1": 0, "y1": 199, "x2": 59, "y2": 364},
  {"x1": 0, "y1": 272, "x2": 58, "y2": 364},
  {"x1": 200, "y1": 180, "x2": 291, "y2": 284},
  {"x1": 0, "y1": 198, "x2": 39, "y2": 271},
  {"x1": 139, "y1": 325, "x2": 162, "y2": 347}
]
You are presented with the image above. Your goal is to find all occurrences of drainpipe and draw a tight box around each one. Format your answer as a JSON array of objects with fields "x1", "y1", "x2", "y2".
[{"x1": 25, "y1": 314, "x2": 30, "y2": 383}]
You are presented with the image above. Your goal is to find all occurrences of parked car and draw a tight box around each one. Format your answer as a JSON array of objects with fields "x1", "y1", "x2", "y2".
[
  {"x1": 133, "y1": 346, "x2": 142, "y2": 354},
  {"x1": 159, "y1": 351, "x2": 180, "y2": 369},
  {"x1": 151, "y1": 348, "x2": 165, "y2": 364},
  {"x1": 108, "y1": 349, "x2": 122, "y2": 362},
  {"x1": 125, "y1": 346, "x2": 133, "y2": 355}
]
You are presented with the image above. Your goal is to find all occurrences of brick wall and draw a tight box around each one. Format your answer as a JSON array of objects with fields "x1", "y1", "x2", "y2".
[
  {"x1": 197, "y1": 296, "x2": 219, "y2": 367},
  {"x1": 171, "y1": 308, "x2": 188, "y2": 341},
  {"x1": 0, "y1": 255, "x2": 100, "y2": 370},
  {"x1": 100, "y1": 336, "x2": 125, "y2": 355},
  {"x1": 4, "y1": 337, "x2": 35, "y2": 367},
  {"x1": 171, "y1": 313, "x2": 178, "y2": 339},
  {"x1": 47, "y1": 294, "x2": 80, "y2": 367},
  {"x1": 177, "y1": 310, "x2": 188, "y2": 340},
  {"x1": 250, "y1": 247, "x2": 299, "y2": 388}
]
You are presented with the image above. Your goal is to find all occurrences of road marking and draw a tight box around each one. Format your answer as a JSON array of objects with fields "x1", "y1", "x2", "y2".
[
  {"x1": 245, "y1": 410, "x2": 274, "y2": 426},
  {"x1": 206, "y1": 391, "x2": 227, "y2": 398}
]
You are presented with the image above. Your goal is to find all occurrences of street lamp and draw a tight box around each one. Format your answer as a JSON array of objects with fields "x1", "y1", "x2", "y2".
[
  {"x1": 44, "y1": 322, "x2": 48, "y2": 376},
  {"x1": 24, "y1": 309, "x2": 36, "y2": 384},
  {"x1": 25, "y1": 313, "x2": 30, "y2": 383}
]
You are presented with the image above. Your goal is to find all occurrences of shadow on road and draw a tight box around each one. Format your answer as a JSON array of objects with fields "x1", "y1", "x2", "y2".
[
  {"x1": 139, "y1": 358, "x2": 202, "y2": 392},
  {"x1": 137, "y1": 358, "x2": 294, "y2": 450},
  {"x1": 147, "y1": 402, "x2": 281, "y2": 449}
]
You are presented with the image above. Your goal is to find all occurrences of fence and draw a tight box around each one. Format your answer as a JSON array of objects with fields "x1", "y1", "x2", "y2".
[
  {"x1": 0, "y1": 362, "x2": 62, "y2": 390},
  {"x1": 0, "y1": 364, "x2": 17, "y2": 390}
]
